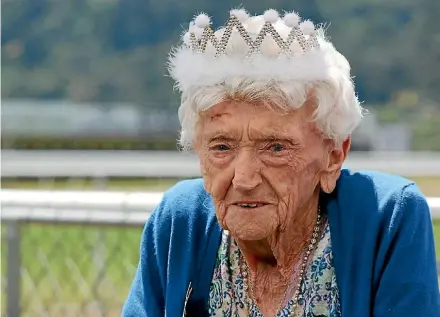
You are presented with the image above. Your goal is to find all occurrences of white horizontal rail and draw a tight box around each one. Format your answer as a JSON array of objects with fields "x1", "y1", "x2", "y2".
[
  {"x1": 1, "y1": 190, "x2": 439, "y2": 225},
  {"x1": 2, "y1": 150, "x2": 440, "y2": 178},
  {"x1": 0, "y1": 190, "x2": 163, "y2": 225},
  {"x1": 1, "y1": 190, "x2": 163, "y2": 211}
]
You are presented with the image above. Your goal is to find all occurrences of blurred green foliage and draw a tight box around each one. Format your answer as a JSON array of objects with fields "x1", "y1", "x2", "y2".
[
  {"x1": 2, "y1": 137, "x2": 180, "y2": 150},
  {"x1": 2, "y1": 0, "x2": 440, "y2": 149}
]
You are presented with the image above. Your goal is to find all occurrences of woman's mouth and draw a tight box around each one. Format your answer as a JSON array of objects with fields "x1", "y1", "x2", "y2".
[{"x1": 234, "y1": 202, "x2": 268, "y2": 209}]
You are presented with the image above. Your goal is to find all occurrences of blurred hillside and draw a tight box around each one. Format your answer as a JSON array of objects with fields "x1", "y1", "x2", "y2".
[{"x1": 1, "y1": 0, "x2": 440, "y2": 150}]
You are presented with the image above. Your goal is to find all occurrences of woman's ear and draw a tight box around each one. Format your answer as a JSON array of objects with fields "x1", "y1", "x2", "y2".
[{"x1": 320, "y1": 137, "x2": 351, "y2": 193}]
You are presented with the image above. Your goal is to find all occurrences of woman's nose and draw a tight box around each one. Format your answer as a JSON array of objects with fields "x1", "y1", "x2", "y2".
[{"x1": 232, "y1": 150, "x2": 262, "y2": 192}]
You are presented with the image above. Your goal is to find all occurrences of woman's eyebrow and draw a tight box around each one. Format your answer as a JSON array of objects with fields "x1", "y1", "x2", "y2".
[
  {"x1": 249, "y1": 128, "x2": 302, "y2": 143},
  {"x1": 203, "y1": 131, "x2": 238, "y2": 142}
]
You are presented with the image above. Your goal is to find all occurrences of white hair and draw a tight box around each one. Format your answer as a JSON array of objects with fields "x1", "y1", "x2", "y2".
[{"x1": 170, "y1": 14, "x2": 364, "y2": 150}]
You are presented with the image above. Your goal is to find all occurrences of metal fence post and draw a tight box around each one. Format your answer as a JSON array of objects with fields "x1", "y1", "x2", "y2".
[
  {"x1": 93, "y1": 176, "x2": 108, "y2": 316},
  {"x1": 6, "y1": 221, "x2": 21, "y2": 317}
]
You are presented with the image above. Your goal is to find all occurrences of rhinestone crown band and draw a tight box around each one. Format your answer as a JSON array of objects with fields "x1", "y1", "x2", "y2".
[
  {"x1": 183, "y1": 9, "x2": 321, "y2": 59},
  {"x1": 168, "y1": 8, "x2": 343, "y2": 94}
]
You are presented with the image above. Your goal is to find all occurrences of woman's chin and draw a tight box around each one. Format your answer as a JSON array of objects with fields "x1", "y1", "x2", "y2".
[{"x1": 223, "y1": 206, "x2": 277, "y2": 241}]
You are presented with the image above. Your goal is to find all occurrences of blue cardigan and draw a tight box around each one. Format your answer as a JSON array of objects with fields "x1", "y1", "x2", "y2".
[{"x1": 122, "y1": 169, "x2": 440, "y2": 316}]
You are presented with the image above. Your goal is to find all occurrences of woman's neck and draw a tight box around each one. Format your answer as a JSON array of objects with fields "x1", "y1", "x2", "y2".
[{"x1": 234, "y1": 196, "x2": 320, "y2": 316}]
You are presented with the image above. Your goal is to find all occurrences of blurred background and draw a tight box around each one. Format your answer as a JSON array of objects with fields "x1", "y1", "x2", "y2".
[{"x1": 1, "y1": 0, "x2": 440, "y2": 316}]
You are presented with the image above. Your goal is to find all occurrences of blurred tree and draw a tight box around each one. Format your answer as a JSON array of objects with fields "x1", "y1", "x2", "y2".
[
  {"x1": 2, "y1": 0, "x2": 439, "y2": 105},
  {"x1": 1, "y1": 0, "x2": 439, "y2": 149}
]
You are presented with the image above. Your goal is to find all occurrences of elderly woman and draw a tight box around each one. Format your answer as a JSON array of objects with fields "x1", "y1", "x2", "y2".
[{"x1": 122, "y1": 8, "x2": 439, "y2": 317}]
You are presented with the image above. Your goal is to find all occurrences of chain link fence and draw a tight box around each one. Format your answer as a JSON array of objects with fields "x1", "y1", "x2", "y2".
[
  {"x1": 2, "y1": 221, "x2": 142, "y2": 317},
  {"x1": 1, "y1": 188, "x2": 163, "y2": 317}
]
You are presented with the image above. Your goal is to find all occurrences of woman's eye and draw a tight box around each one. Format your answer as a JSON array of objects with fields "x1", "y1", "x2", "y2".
[
  {"x1": 269, "y1": 143, "x2": 285, "y2": 152},
  {"x1": 213, "y1": 144, "x2": 230, "y2": 151}
]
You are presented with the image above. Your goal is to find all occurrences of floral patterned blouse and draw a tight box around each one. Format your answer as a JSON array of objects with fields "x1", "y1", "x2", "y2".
[{"x1": 207, "y1": 221, "x2": 341, "y2": 317}]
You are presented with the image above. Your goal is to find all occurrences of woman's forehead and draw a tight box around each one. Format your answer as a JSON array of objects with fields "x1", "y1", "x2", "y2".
[
  {"x1": 201, "y1": 100, "x2": 310, "y2": 127},
  {"x1": 199, "y1": 101, "x2": 315, "y2": 141}
]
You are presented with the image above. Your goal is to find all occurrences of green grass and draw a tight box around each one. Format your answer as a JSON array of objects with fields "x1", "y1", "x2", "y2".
[
  {"x1": 1, "y1": 177, "x2": 182, "y2": 192},
  {"x1": 1, "y1": 176, "x2": 439, "y2": 315},
  {"x1": 434, "y1": 221, "x2": 440, "y2": 259}
]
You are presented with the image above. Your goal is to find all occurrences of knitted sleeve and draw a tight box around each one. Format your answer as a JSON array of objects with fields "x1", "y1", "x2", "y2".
[{"x1": 373, "y1": 183, "x2": 440, "y2": 317}]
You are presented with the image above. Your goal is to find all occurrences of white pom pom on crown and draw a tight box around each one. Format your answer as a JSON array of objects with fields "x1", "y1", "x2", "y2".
[
  {"x1": 230, "y1": 8, "x2": 250, "y2": 23},
  {"x1": 194, "y1": 13, "x2": 211, "y2": 28},
  {"x1": 300, "y1": 20, "x2": 315, "y2": 35},
  {"x1": 263, "y1": 9, "x2": 279, "y2": 23},
  {"x1": 189, "y1": 24, "x2": 204, "y2": 39},
  {"x1": 283, "y1": 11, "x2": 300, "y2": 27}
]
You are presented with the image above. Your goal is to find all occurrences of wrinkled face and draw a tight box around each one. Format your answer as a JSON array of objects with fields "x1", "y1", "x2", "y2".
[{"x1": 196, "y1": 100, "x2": 346, "y2": 241}]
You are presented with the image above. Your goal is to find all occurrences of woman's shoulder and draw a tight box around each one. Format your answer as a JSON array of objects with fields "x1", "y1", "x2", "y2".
[
  {"x1": 149, "y1": 178, "x2": 217, "y2": 236},
  {"x1": 156, "y1": 177, "x2": 214, "y2": 218},
  {"x1": 161, "y1": 178, "x2": 209, "y2": 207},
  {"x1": 335, "y1": 168, "x2": 430, "y2": 223},
  {"x1": 338, "y1": 168, "x2": 417, "y2": 195}
]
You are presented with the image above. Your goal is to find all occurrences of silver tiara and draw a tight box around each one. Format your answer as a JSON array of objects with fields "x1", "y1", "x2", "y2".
[{"x1": 183, "y1": 9, "x2": 321, "y2": 59}]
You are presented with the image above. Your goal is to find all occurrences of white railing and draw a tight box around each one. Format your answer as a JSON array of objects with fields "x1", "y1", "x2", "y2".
[
  {"x1": 1, "y1": 189, "x2": 440, "y2": 221},
  {"x1": 3, "y1": 150, "x2": 440, "y2": 177},
  {"x1": 1, "y1": 190, "x2": 162, "y2": 225}
]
